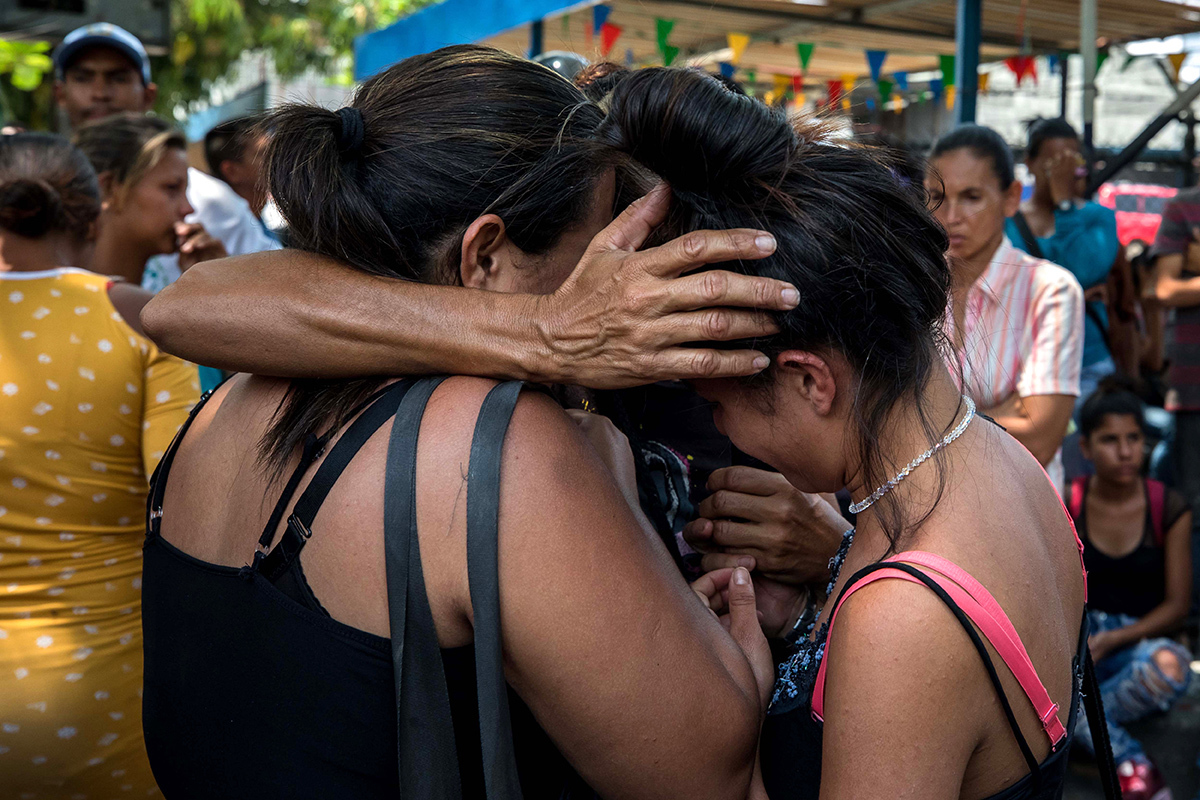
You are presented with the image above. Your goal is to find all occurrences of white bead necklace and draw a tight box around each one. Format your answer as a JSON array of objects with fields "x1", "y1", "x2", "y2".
[{"x1": 848, "y1": 395, "x2": 976, "y2": 515}]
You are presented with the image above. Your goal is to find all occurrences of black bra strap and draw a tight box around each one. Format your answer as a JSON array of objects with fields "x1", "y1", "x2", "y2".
[
  {"x1": 466, "y1": 381, "x2": 526, "y2": 799},
  {"x1": 147, "y1": 377, "x2": 229, "y2": 537},
  {"x1": 383, "y1": 376, "x2": 458, "y2": 799},
  {"x1": 836, "y1": 562, "x2": 1044, "y2": 786}
]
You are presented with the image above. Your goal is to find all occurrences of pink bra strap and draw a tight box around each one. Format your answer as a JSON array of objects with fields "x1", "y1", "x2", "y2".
[
  {"x1": 1030, "y1": 447, "x2": 1089, "y2": 602},
  {"x1": 811, "y1": 557, "x2": 1067, "y2": 748}
]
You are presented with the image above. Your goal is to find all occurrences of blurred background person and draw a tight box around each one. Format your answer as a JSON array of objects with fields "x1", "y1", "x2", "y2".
[
  {"x1": 1067, "y1": 380, "x2": 1192, "y2": 800},
  {"x1": 1007, "y1": 118, "x2": 1121, "y2": 401},
  {"x1": 52, "y1": 22, "x2": 280, "y2": 293},
  {"x1": 204, "y1": 116, "x2": 270, "y2": 224},
  {"x1": 926, "y1": 124, "x2": 1084, "y2": 488},
  {"x1": 0, "y1": 131, "x2": 199, "y2": 797}
]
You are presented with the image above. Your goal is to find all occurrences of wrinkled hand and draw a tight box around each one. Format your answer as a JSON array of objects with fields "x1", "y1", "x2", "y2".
[
  {"x1": 683, "y1": 467, "x2": 848, "y2": 585},
  {"x1": 565, "y1": 409, "x2": 640, "y2": 511},
  {"x1": 176, "y1": 222, "x2": 228, "y2": 272},
  {"x1": 692, "y1": 567, "x2": 775, "y2": 710},
  {"x1": 535, "y1": 183, "x2": 800, "y2": 389}
]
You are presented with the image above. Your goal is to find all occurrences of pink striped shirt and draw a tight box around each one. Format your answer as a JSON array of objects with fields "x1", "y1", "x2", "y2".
[{"x1": 947, "y1": 237, "x2": 1084, "y2": 486}]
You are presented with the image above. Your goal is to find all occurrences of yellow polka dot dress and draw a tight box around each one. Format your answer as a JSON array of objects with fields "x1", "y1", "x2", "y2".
[{"x1": 0, "y1": 268, "x2": 200, "y2": 798}]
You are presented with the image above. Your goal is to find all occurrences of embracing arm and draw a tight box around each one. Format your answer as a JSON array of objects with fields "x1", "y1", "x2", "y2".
[
  {"x1": 985, "y1": 393, "x2": 1076, "y2": 467},
  {"x1": 142, "y1": 186, "x2": 797, "y2": 389},
  {"x1": 1154, "y1": 252, "x2": 1200, "y2": 308}
]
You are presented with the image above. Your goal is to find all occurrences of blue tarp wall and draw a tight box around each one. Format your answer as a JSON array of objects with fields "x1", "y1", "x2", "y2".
[{"x1": 355, "y1": 0, "x2": 575, "y2": 80}]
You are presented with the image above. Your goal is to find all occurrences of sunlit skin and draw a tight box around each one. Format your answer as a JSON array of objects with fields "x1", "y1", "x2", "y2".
[
  {"x1": 53, "y1": 46, "x2": 157, "y2": 128},
  {"x1": 93, "y1": 148, "x2": 193, "y2": 284}
]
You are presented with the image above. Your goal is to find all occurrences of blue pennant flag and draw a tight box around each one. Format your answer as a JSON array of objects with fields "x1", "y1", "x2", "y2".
[
  {"x1": 624, "y1": 48, "x2": 634, "y2": 67},
  {"x1": 893, "y1": 71, "x2": 908, "y2": 92},
  {"x1": 1047, "y1": 53, "x2": 1060, "y2": 74},
  {"x1": 593, "y1": 4, "x2": 611, "y2": 31},
  {"x1": 719, "y1": 61, "x2": 736, "y2": 79},
  {"x1": 865, "y1": 97, "x2": 876, "y2": 112},
  {"x1": 865, "y1": 50, "x2": 887, "y2": 83},
  {"x1": 930, "y1": 77, "x2": 944, "y2": 99}
]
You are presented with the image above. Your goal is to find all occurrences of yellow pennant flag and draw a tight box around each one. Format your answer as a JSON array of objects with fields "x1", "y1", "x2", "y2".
[
  {"x1": 892, "y1": 93, "x2": 902, "y2": 112},
  {"x1": 978, "y1": 72, "x2": 990, "y2": 94},
  {"x1": 841, "y1": 73, "x2": 857, "y2": 92},
  {"x1": 945, "y1": 85, "x2": 956, "y2": 110},
  {"x1": 773, "y1": 74, "x2": 791, "y2": 97},
  {"x1": 841, "y1": 97, "x2": 851, "y2": 111},
  {"x1": 797, "y1": 93, "x2": 806, "y2": 107},
  {"x1": 728, "y1": 33, "x2": 751, "y2": 65},
  {"x1": 1169, "y1": 52, "x2": 1187, "y2": 78}
]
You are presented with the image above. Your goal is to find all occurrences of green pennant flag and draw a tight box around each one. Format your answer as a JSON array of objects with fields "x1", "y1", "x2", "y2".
[
  {"x1": 746, "y1": 69, "x2": 757, "y2": 96},
  {"x1": 1121, "y1": 53, "x2": 1138, "y2": 72},
  {"x1": 797, "y1": 42, "x2": 815, "y2": 72},
  {"x1": 656, "y1": 18, "x2": 674, "y2": 51},
  {"x1": 561, "y1": 12, "x2": 570, "y2": 36},
  {"x1": 1097, "y1": 49, "x2": 1110, "y2": 72},
  {"x1": 877, "y1": 78, "x2": 894, "y2": 99},
  {"x1": 940, "y1": 54, "x2": 956, "y2": 86},
  {"x1": 662, "y1": 45, "x2": 680, "y2": 66}
]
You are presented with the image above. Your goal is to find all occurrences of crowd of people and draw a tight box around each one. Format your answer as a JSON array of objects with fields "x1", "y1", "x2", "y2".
[{"x1": 0, "y1": 19, "x2": 1197, "y2": 800}]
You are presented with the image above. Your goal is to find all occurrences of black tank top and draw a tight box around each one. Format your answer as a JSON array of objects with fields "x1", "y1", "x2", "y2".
[
  {"x1": 759, "y1": 562, "x2": 1087, "y2": 800},
  {"x1": 1076, "y1": 478, "x2": 1189, "y2": 618},
  {"x1": 142, "y1": 378, "x2": 593, "y2": 798}
]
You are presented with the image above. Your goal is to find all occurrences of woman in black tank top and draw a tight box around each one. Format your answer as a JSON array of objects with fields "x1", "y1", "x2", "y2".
[{"x1": 141, "y1": 47, "x2": 774, "y2": 799}]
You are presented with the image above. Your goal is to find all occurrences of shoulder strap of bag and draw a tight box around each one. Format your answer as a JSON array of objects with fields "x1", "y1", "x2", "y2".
[
  {"x1": 1012, "y1": 211, "x2": 1046, "y2": 260},
  {"x1": 1081, "y1": 612, "x2": 1123, "y2": 800},
  {"x1": 1068, "y1": 477, "x2": 1087, "y2": 523},
  {"x1": 1147, "y1": 479, "x2": 1167, "y2": 547},
  {"x1": 383, "y1": 375, "x2": 459, "y2": 799},
  {"x1": 466, "y1": 380, "x2": 527, "y2": 799}
]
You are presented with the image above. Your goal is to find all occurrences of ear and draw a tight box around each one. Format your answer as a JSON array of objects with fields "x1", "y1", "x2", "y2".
[
  {"x1": 53, "y1": 81, "x2": 65, "y2": 106},
  {"x1": 142, "y1": 82, "x2": 158, "y2": 111},
  {"x1": 1079, "y1": 435, "x2": 1092, "y2": 461},
  {"x1": 95, "y1": 171, "x2": 122, "y2": 212},
  {"x1": 459, "y1": 214, "x2": 510, "y2": 290},
  {"x1": 1002, "y1": 179, "x2": 1023, "y2": 217},
  {"x1": 775, "y1": 350, "x2": 838, "y2": 416},
  {"x1": 218, "y1": 158, "x2": 242, "y2": 185}
]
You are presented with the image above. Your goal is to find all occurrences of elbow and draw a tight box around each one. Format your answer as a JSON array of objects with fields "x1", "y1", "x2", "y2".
[
  {"x1": 140, "y1": 287, "x2": 189, "y2": 355},
  {"x1": 685, "y1": 689, "x2": 759, "y2": 800}
]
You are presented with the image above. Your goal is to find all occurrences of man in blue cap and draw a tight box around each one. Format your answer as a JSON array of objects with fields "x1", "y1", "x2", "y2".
[
  {"x1": 52, "y1": 22, "x2": 280, "y2": 296},
  {"x1": 53, "y1": 22, "x2": 156, "y2": 128}
]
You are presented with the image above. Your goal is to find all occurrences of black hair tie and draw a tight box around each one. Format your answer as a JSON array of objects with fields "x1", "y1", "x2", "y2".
[{"x1": 334, "y1": 107, "x2": 365, "y2": 157}]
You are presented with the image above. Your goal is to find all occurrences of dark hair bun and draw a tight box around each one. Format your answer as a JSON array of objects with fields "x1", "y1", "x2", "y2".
[
  {"x1": 0, "y1": 178, "x2": 65, "y2": 238},
  {"x1": 598, "y1": 68, "x2": 795, "y2": 197}
]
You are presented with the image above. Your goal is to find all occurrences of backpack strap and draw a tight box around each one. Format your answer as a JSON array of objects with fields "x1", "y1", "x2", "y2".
[
  {"x1": 1068, "y1": 476, "x2": 1087, "y2": 523},
  {"x1": 1011, "y1": 211, "x2": 1046, "y2": 260},
  {"x1": 1147, "y1": 479, "x2": 1166, "y2": 547}
]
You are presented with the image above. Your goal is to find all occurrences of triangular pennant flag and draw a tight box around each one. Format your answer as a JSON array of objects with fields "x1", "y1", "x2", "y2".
[
  {"x1": 561, "y1": 13, "x2": 570, "y2": 36},
  {"x1": 625, "y1": 48, "x2": 634, "y2": 67},
  {"x1": 945, "y1": 85, "x2": 956, "y2": 110},
  {"x1": 826, "y1": 79, "x2": 843, "y2": 108},
  {"x1": 1046, "y1": 53, "x2": 1060, "y2": 74},
  {"x1": 1006, "y1": 56, "x2": 1034, "y2": 86},
  {"x1": 764, "y1": 90, "x2": 779, "y2": 105},
  {"x1": 893, "y1": 71, "x2": 908, "y2": 92},
  {"x1": 842, "y1": 98, "x2": 851, "y2": 111},
  {"x1": 892, "y1": 93, "x2": 903, "y2": 112},
  {"x1": 866, "y1": 97, "x2": 876, "y2": 112},
  {"x1": 728, "y1": 33, "x2": 751, "y2": 65},
  {"x1": 592, "y1": 4, "x2": 611, "y2": 31},
  {"x1": 841, "y1": 73, "x2": 857, "y2": 92},
  {"x1": 797, "y1": 42, "x2": 815, "y2": 72},
  {"x1": 1169, "y1": 52, "x2": 1187, "y2": 78},
  {"x1": 866, "y1": 50, "x2": 887, "y2": 83},
  {"x1": 792, "y1": 74, "x2": 804, "y2": 95},
  {"x1": 773, "y1": 74, "x2": 790, "y2": 98},
  {"x1": 797, "y1": 93, "x2": 806, "y2": 106},
  {"x1": 940, "y1": 54, "x2": 956, "y2": 86},
  {"x1": 599, "y1": 22, "x2": 622, "y2": 57},
  {"x1": 662, "y1": 44, "x2": 680, "y2": 66},
  {"x1": 655, "y1": 18, "x2": 675, "y2": 51},
  {"x1": 745, "y1": 69, "x2": 757, "y2": 96},
  {"x1": 978, "y1": 72, "x2": 990, "y2": 93},
  {"x1": 876, "y1": 78, "x2": 893, "y2": 100},
  {"x1": 930, "y1": 77, "x2": 944, "y2": 99},
  {"x1": 1097, "y1": 49, "x2": 1110, "y2": 73},
  {"x1": 1026, "y1": 56, "x2": 1039, "y2": 85},
  {"x1": 719, "y1": 61, "x2": 736, "y2": 79}
]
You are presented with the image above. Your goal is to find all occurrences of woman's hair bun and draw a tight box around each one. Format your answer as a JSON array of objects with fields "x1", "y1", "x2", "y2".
[
  {"x1": 597, "y1": 67, "x2": 795, "y2": 196},
  {"x1": 0, "y1": 178, "x2": 65, "y2": 238}
]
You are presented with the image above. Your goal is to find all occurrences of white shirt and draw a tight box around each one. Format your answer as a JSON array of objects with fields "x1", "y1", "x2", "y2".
[{"x1": 142, "y1": 168, "x2": 280, "y2": 293}]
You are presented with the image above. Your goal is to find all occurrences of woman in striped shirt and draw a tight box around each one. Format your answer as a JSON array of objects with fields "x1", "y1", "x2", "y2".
[{"x1": 926, "y1": 125, "x2": 1085, "y2": 489}]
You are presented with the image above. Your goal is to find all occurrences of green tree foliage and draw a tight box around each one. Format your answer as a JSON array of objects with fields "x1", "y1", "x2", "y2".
[
  {"x1": 154, "y1": 0, "x2": 434, "y2": 114},
  {"x1": 0, "y1": 39, "x2": 54, "y2": 127}
]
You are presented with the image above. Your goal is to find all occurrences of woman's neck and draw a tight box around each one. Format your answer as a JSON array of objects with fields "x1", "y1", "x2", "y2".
[
  {"x1": 0, "y1": 233, "x2": 87, "y2": 273},
  {"x1": 951, "y1": 232, "x2": 1003, "y2": 298},
  {"x1": 93, "y1": 221, "x2": 156, "y2": 284},
  {"x1": 1028, "y1": 181, "x2": 1055, "y2": 212},
  {"x1": 1090, "y1": 473, "x2": 1142, "y2": 504}
]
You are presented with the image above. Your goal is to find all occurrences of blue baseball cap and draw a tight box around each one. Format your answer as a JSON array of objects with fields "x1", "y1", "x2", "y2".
[{"x1": 54, "y1": 23, "x2": 151, "y2": 85}]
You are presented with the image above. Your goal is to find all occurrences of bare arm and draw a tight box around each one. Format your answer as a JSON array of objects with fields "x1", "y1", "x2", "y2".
[
  {"x1": 142, "y1": 187, "x2": 798, "y2": 389},
  {"x1": 1154, "y1": 252, "x2": 1200, "y2": 308},
  {"x1": 985, "y1": 393, "x2": 1076, "y2": 466}
]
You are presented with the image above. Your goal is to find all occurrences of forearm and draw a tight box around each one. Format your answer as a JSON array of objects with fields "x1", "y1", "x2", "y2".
[
  {"x1": 985, "y1": 411, "x2": 1062, "y2": 465},
  {"x1": 1155, "y1": 274, "x2": 1200, "y2": 307},
  {"x1": 142, "y1": 251, "x2": 545, "y2": 380},
  {"x1": 1106, "y1": 600, "x2": 1190, "y2": 649}
]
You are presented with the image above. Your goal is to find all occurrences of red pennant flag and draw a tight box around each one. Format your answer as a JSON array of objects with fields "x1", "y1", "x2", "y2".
[
  {"x1": 1005, "y1": 55, "x2": 1039, "y2": 86},
  {"x1": 792, "y1": 74, "x2": 803, "y2": 95},
  {"x1": 826, "y1": 79, "x2": 843, "y2": 109},
  {"x1": 599, "y1": 22, "x2": 622, "y2": 57}
]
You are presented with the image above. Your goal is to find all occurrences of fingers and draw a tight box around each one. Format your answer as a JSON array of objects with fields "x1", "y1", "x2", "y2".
[
  {"x1": 726, "y1": 567, "x2": 775, "y2": 707},
  {"x1": 594, "y1": 182, "x2": 672, "y2": 253},
  {"x1": 682, "y1": 518, "x2": 714, "y2": 550},
  {"x1": 703, "y1": 520, "x2": 765, "y2": 549},
  {"x1": 698, "y1": 489, "x2": 767, "y2": 523},
  {"x1": 636, "y1": 228, "x2": 777, "y2": 279},
  {"x1": 707, "y1": 466, "x2": 785, "y2": 496},
  {"x1": 700, "y1": 551, "x2": 757, "y2": 573},
  {"x1": 646, "y1": 347, "x2": 773, "y2": 381},
  {"x1": 691, "y1": 567, "x2": 736, "y2": 613},
  {"x1": 655, "y1": 309, "x2": 781, "y2": 344},
  {"x1": 659, "y1": 270, "x2": 800, "y2": 313}
]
